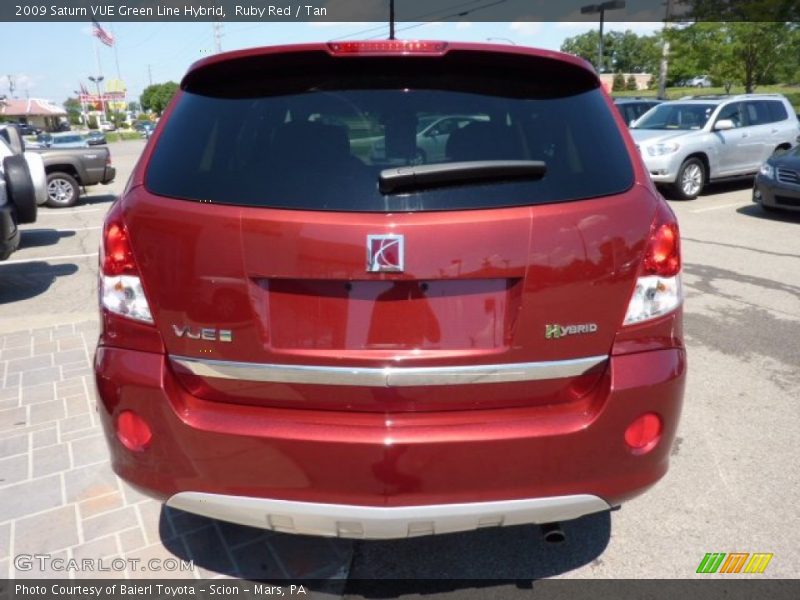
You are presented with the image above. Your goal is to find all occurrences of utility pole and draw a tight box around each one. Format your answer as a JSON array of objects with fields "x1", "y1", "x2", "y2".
[
  {"x1": 580, "y1": 2, "x2": 626, "y2": 73},
  {"x1": 6, "y1": 75, "x2": 14, "y2": 98},
  {"x1": 147, "y1": 64, "x2": 153, "y2": 87},
  {"x1": 389, "y1": 0, "x2": 395, "y2": 40},
  {"x1": 89, "y1": 75, "x2": 106, "y2": 120},
  {"x1": 74, "y1": 89, "x2": 88, "y2": 125},
  {"x1": 657, "y1": 0, "x2": 675, "y2": 100},
  {"x1": 212, "y1": 20, "x2": 223, "y2": 53}
]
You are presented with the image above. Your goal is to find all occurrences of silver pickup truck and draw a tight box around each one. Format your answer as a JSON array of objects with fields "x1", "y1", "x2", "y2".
[{"x1": 30, "y1": 146, "x2": 116, "y2": 207}]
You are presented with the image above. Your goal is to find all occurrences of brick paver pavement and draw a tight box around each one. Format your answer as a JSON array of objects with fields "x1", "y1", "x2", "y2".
[{"x1": 0, "y1": 319, "x2": 353, "y2": 581}]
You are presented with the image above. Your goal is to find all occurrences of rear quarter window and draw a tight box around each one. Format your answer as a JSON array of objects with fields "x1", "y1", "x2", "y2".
[
  {"x1": 766, "y1": 100, "x2": 789, "y2": 123},
  {"x1": 146, "y1": 52, "x2": 634, "y2": 212}
]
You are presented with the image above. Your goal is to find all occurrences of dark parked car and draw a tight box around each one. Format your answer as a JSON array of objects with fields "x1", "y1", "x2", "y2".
[
  {"x1": 28, "y1": 133, "x2": 53, "y2": 148},
  {"x1": 95, "y1": 41, "x2": 685, "y2": 540},
  {"x1": 87, "y1": 131, "x2": 107, "y2": 146},
  {"x1": 11, "y1": 122, "x2": 41, "y2": 136},
  {"x1": 138, "y1": 122, "x2": 155, "y2": 138},
  {"x1": 754, "y1": 145, "x2": 800, "y2": 212},
  {"x1": 613, "y1": 97, "x2": 663, "y2": 126}
]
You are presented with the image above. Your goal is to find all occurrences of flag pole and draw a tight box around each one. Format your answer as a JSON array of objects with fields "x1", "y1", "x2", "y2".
[
  {"x1": 110, "y1": 23, "x2": 122, "y2": 80},
  {"x1": 93, "y1": 31, "x2": 103, "y2": 78},
  {"x1": 92, "y1": 34, "x2": 106, "y2": 118}
]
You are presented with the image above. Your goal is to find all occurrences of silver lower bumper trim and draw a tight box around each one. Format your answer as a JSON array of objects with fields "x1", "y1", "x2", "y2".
[
  {"x1": 166, "y1": 492, "x2": 611, "y2": 539},
  {"x1": 169, "y1": 354, "x2": 607, "y2": 387}
]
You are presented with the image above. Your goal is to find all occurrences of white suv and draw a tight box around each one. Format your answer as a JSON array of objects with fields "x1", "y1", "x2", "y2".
[{"x1": 631, "y1": 94, "x2": 800, "y2": 199}]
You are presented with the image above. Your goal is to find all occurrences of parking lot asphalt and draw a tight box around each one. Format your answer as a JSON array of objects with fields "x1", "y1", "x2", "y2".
[{"x1": 1, "y1": 140, "x2": 798, "y2": 587}]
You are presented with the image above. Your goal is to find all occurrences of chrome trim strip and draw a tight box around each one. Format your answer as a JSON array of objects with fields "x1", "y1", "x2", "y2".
[
  {"x1": 166, "y1": 492, "x2": 611, "y2": 539},
  {"x1": 170, "y1": 354, "x2": 607, "y2": 387}
]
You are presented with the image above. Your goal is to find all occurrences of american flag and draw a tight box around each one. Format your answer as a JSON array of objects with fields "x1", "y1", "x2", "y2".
[{"x1": 91, "y1": 19, "x2": 114, "y2": 47}]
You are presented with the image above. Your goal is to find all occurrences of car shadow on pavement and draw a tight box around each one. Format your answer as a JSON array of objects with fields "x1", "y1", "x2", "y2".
[
  {"x1": 160, "y1": 506, "x2": 610, "y2": 586},
  {"x1": 703, "y1": 178, "x2": 754, "y2": 196},
  {"x1": 662, "y1": 179, "x2": 753, "y2": 203},
  {"x1": 19, "y1": 228, "x2": 76, "y2": 249},
  {"x1": 737, "y1": 203, "x2": 800, "y2": 223},
  {"x1": 0, "y1": 262, "x2": 79, "y2": 303},
  {"x1": 81, "y1": 193, "x2": 117, "y2": 206}
]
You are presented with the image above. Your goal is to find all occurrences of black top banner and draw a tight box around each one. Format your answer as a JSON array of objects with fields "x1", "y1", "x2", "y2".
[{"x1": 2, "y1": 0, "x2": 799, "y2": 22}]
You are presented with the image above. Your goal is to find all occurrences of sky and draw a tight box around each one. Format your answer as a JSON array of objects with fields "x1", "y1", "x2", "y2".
[{"x1": 0, "y1": 21, "x2": 661, "y2": 106}]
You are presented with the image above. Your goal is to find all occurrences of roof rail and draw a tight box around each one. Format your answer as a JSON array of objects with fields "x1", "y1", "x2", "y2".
[{"x1": 678, "y1": 92, "x2": 785, "y2": 101}]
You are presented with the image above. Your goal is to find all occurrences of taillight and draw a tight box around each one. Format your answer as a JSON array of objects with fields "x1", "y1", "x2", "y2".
[
  {"x1": 623, "y1": 202, "x2": 682, "y2": 326},
  {"x1": 327, "y1": 41, "x2": 448, "y2": 55},
  {"x1": 644, "y1": 222, "x2": 680, "y2": 277},
  {"x1": 100, "y1": 202, "x2": 153, "y2": 324}
]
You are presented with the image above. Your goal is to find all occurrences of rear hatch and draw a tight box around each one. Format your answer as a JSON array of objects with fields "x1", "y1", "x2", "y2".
[{"x1": 127, "y1": 43, "x2": 654, "y2": 412}]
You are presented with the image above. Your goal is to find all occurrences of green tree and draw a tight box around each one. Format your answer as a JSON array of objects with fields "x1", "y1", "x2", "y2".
[
  {"x1": 612, "y1": 72, "x2": 626, "y2": 92},
  {"x1": 775, "y1": 26, "x2": 800, "y2": 84},
  {"x1": 729, "y1": 22, "x2": 793, "y2": 92},
  {"x1": 668, "y1": 22, "x2": 794, "y2": 93},
  {"x1": 110, "y1": 111, "x2": 127, "y2": 128},
  {"x1": 561, "y1": 29, "x2": 660, "y2": 74},
  {"x1": 140, "y1": 81, "x2": 179, "y2": 115},
  {"x1": 127, "y1": 100, "x2": 140, "y2": 113},
  {"x1": 606, "y1": 30, "x2": 661, "y2": 74},
  {"x1": 626, "y1": 74, "x2": 638, "y2": 91},
  {"x1": 684, "y1": 0, "x2": 799, "y2": 22},
  {"x1": 87, "y1": 115, "x2": 98, "y2": 130},
  {"x1": 561, "y1": 30, "x2": 602, "y2": 68},
  {"x1": 63, "y1": 97, "x2": 82, "y2": 125}
]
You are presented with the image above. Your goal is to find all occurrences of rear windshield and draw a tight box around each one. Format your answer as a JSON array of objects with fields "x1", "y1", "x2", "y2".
[
  {"x1": 632, "y1": 103, "x2": 716, "y2": 131},
  {"x1": 146, "y1": 52, "x2": 634, "y2": 212}
]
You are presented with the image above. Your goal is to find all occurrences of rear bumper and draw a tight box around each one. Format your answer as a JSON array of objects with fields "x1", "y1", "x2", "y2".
[
  {"x1": 167, "y1": 492, "x2": 610, "y2": 539},
  {"x1": 95, "y1": 346, "x2": 685, "y2": 536},
  {"x1": 102, "y1": 166, "x2": 116, "y2": 185}
]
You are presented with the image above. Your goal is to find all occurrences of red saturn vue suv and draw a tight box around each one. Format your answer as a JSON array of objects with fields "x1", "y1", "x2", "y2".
[{"x1": 94, "y1": 41, "x2": 685, "y2": 540}]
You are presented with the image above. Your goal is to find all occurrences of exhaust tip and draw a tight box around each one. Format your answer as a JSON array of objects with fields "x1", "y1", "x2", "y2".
[{"x1": 540, "y1": 522, "x2": 566, "y2": 544}]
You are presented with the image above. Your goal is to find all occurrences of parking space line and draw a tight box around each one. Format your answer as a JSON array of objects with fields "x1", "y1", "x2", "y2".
[
  {"x1": 690, "y1": 202, "x2": 744, "y2": 213},
  {"x1": 0, "y1": 252, "x2": 98, "y2": 265}
]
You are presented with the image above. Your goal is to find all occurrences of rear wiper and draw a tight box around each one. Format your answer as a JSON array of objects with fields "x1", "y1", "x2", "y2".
[{"x1": 379, "y1": 160, "x2": 547, "y2": 194}]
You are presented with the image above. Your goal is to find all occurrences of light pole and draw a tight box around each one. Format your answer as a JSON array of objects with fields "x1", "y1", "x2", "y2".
[
  {"x1": 88, "y1": 75, "x2": 105, "y2": 122},
  {"x1": 486, "y1": 37, "x2": 516, "y2": 45},
  {"x1": 657, "y1": 0, "x2": 675, "y2": 100},
  {"x1": 580, "y1": 1, "x2": 626, "y2": 73},
  {"x1": 73, "y1": 90, "x2": 87, "y2": 126}
]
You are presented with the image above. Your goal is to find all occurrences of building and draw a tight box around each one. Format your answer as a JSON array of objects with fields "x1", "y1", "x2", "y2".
[{"x1": 0, "y1": 97, "x2": 67, "y2": 131}]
